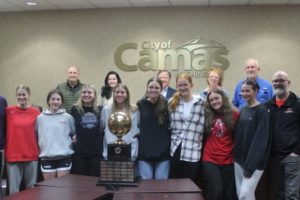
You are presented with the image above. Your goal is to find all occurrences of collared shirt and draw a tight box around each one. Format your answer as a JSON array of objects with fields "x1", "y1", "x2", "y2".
[
  {"x1": 169, "y1": 95, "x2": 205, "y2": 162},
  {"x1": 233, "y1": 76, "x2": 273, "y2": 110},
  {"x1": 161, "y1": 87, "x2": 169, "y2": 98}
]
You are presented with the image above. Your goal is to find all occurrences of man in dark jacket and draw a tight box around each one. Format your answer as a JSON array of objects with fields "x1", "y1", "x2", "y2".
[
  {"x1": 265, "y1": 70, "x2": 300, "y2": 200},
  {"x1": 157, "y1": 70, "x2": 176, "y2": 101}
]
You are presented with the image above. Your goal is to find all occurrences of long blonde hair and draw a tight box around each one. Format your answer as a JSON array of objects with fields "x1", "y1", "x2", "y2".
[
  {"x1": 168, "y1": 73, "x2": 193, "y2": 111},
  {"x1": 111, "y1": 84, "x2": 137, "y2": 116},
  {"x1": 74, "y1": 84, "x2": 99, "y2": 114}
]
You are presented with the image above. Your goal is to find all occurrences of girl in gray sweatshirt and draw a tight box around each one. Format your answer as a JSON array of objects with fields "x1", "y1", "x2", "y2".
[{"x1": 36, "y1": 89, "x2": 75, "y2": 180}]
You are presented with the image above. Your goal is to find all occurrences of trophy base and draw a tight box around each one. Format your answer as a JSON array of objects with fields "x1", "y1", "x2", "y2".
[
  {"x1": 108, "y1": 143, "x2": 131, "y2": 161},
  {"x1": 97, "y1": 160, "x2": 140, "y2": 189}
]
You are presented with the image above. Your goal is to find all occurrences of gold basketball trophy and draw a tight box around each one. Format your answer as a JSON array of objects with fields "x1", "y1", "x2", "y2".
[{"x1": 97, "y1": 112, "x2": 140, "y2": 188}]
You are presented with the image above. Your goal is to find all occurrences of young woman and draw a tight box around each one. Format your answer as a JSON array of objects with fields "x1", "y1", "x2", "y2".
[
  {"x1": 137, "y1": 77, "x2": 170, "y2": 179},
  {"x1": 202, "y1": 89, "x2": 239, "y2": 200},
  {"x1": 169, "y1": 73, "x2": 205, "y2": 182},
  {"x1": 101, "y1": 83, "x2": 139, "y2": 161},
  {"x1": 99, "y1": 71, "x2": 122, "y2": 107},
  {"x1": 0, "y1": 95, "x2": 7, "y2": 197},
  {"x1": 36, "y1": 89, "x2": 75, "y2": 180},
  {"x1": 5, "y1": 85, "x2": 40, "y2": 194},
  {"x1": 71, "y1": 84, "x2": 102, "y2": 176},
  {"x1": 234, "y1": 80, "x2": 270, "y2": 200},
  {"x1": 199, "y1": 67, "x2": 226, "y2": 99}
]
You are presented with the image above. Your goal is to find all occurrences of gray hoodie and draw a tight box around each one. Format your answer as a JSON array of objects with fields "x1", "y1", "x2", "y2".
[{"x1": 36, "y1": 108, "x2": 75, "y2": 159}]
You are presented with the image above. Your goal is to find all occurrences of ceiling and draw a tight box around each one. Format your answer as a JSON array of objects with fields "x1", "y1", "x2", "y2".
[{"x1": 0, "y1": 0, "x2": 299, "y2": 12}]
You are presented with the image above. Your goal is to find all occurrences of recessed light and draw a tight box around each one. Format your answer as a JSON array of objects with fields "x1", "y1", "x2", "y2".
[{"x1": 26, "y1": 2, "x2": 38, "y2": 6}]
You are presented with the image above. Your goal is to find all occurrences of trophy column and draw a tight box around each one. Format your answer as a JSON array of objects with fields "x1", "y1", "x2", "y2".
[{"x1": 97, "y1": 112, "x2": 139, "y2": 187}]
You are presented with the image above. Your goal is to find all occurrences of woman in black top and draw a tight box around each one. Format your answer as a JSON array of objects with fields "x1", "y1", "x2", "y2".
[
  {"x1": 71, "y1": 84, "x2": 102, "y2": 176},
  {"x1": 137, "y1": 77, "x2": 170, "y2": 179},
  {"x1": 234, "y1": 80, "x2": 270, "y2": 200}
]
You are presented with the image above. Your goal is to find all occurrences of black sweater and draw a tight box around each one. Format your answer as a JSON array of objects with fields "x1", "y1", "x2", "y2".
[
  {"x1": 137, "y1": 97, "x2": 170, "y2": 161},
  {"x1": 265, "y1": 92, "x2": 300, "y2": 159},
  {"x1": 234, "y1": 104, "x2": 270, "y2": 177}
]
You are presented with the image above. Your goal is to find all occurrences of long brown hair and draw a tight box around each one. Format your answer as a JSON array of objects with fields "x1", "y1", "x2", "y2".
[
  {"x1": 205, "y1": 89, "x2": 234, "y2": 134},
  {"x1": 168, "y1": 72, "x2": 193, "y2": 111},
  {"x1": 146, "y1": 77, "x2": 167, "y2": 125}
]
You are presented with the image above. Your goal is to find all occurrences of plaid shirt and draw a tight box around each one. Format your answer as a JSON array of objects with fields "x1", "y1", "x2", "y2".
[{"x1": 169, "y1": 95, "x2": 205, "y2": 162}]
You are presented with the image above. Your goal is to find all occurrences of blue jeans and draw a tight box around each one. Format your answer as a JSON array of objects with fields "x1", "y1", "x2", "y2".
[{"x1": 138, "y1": 160, "x2": 170, "y2": 179}]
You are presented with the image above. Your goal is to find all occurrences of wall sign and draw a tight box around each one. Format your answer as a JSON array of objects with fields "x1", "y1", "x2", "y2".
[{"x1": 114, "y1": 36, "x2": 229, "y2": 78}]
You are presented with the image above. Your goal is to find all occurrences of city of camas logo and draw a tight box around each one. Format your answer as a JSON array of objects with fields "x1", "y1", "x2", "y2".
[{"x1": 114, "y1": 36, "x2": 229, "y2": 78}]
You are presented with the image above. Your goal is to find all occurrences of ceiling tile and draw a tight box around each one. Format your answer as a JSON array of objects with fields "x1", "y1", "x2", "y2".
[
  {"x1": 249, "y1": 0, "x2": 289, "y2": 5},
  {"x1": 0, "y1": 0, "x2": 24, "y2": 11},
  {"x1": 89, "y1": 0, "x2": 132, "y2": 8},
  {"x1": 47, "y1": 0, "x2": 95, "y2": 9},
  {"x1": 129, "y1": 0, "x2": 170, "y2": 7},
  {"x1": 289, "y1": 0, "x2": 300, "y2": 3},
  {"x1": 210, "y1": 0, "x2": 249, "y2": 6},
  {"x1": 170, "y1": 0, "x2": 209, "y2": 6},
  {"x1": 7, "y1": 0, "x2": 58, "y2": 10}
]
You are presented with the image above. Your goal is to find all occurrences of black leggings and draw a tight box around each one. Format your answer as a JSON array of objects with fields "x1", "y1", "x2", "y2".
[
  {"x1": 71, "y1": 153, "x2": 100, "y2": 176},
  {"x1": 169, "y1": 145, "x2": 200, "y2": 182},
  {"x1": 202, "y1": 161, "x2": 237, "y2": 200}
]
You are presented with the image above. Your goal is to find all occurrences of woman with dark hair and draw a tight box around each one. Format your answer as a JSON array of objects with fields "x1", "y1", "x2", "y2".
[
  {"x1": 137, "y1": 77, "x2": 170, "y2": 179},
  {"x1": 234, "y1": 80, "x2": 270, "y2": 200},
  {"x1": 202, "y1": 89, "x2": 239, "y2": 200},
  {"x1": 71, "y1": 84, "x2": 102, "y2": 176},
  {"x1": 5, "y1": 85, "x2": 40, "y2": 194},
  {"x1": 36, "y1": 89, "x2": 75, "y2": 180},
  {"x1": 168, "y1": 73, "x2": 205, "y2": 182},
  {"x1": 99, "y1": 71, "x2": 122, "y2": 106}
]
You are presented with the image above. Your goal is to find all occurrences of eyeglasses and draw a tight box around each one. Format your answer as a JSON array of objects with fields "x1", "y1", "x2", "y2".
[{"x1": 272, "y1": 79, "x2": 288, "y2": 83}]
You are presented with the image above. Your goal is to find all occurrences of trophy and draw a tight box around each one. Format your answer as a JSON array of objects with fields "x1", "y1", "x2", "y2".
[
  {"x1": 107, "y1": 112, "x2": 131, "y2": 161},
  {"x1": 97, "y1": 112, "x2": 139, "y2": 188}
]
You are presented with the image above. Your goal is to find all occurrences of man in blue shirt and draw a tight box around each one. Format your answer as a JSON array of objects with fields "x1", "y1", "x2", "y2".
[{"x1": 233, "y1": 58, "x2": 273, "y2": 109}]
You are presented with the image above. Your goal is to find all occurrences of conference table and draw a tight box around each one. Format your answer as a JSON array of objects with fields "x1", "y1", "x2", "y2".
[{"x1": 5, "y1": 175, "x2": 204, "y2": 200}]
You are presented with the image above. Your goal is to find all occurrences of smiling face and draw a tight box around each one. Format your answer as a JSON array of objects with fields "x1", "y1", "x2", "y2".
[
  {"x1": 81, "y1": 88, "x2": 95, "y2": 106},
  {"x1": 114, "y1": 87, "x2": 128, "y2": 104},
  {"x1": 147, "y1": 81, "x2": 162, "y2": 101},
  {"x1": 208, "y1": 92, "x2": 223, "y2": 111},
  {"x1": 241, "y1": 83, "x2": 257, "y2": 103},
  {"x1": 158, "y1": 71, "x2": 170, "y2": 90},
  {"x1": 208, "y1": 71, "x2": 220, "y2": 88},
  {"x1": 67, "y1": 66, "x2": 79, "y2": 84},
  {"x1": 48, "y1": 93, "x2": 62, "y2": 112},
  {"x1": 272, "y1": 72, "x2": 290, "y2": 98},
  {"x1": 108, "y1": 74, "x2": 118, "y2": 89},
  {"x1": 176, "y1": 78, "x2": 192, "y2": 98},
  {"x1": 16, "y1": 89, "x2": 29, "y2": 108},
  {"x1": 244, "y1": 59, "x2": 260, "y2": 80}
]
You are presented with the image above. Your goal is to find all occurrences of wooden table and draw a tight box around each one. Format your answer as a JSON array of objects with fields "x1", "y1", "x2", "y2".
[{"x1": 6, "y1": 175, "x2": 204, "y2": 200}]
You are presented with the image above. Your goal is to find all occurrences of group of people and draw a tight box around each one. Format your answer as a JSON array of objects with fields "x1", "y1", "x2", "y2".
[{"x1": 0, "y1": 59, "x2": 299, "y2": 200}]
